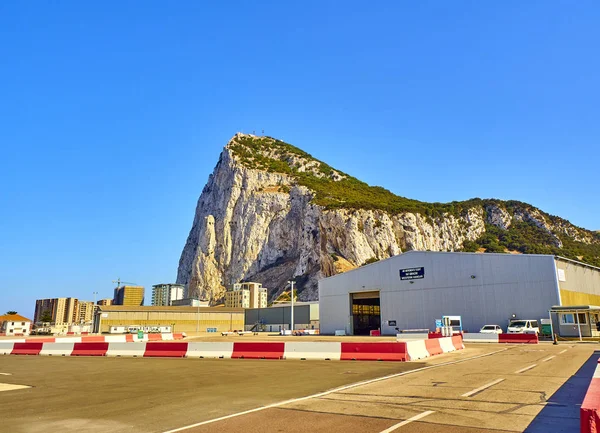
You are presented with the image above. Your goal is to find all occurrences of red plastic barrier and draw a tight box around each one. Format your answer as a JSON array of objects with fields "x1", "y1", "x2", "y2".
[
  {"x1": 232, "y1": 342, "x2": 285, "y2": 359},
  {"x1": 428, "y1": 332, "x2": 443, "y2": 339},
  {"x1": 144, "y1": 342, "x2": 189, "y2": 357},
  {"x1": 340, "y1": 342, "x2": 408, "y2": 361},
  {"x1": 72, "y1": 342, "x2": 109, "y2": 356},
  {"x1": 148, "y1": 334, "x2": 163, "y2": 342},
  {"x1": 498, "y1": 333, "x2": 538, "y2": 344},
  {"x1": 451, "y1": 335, "x2": 464, "y2": 350},
  {"x1": 81, "y1": 336, "x2": 106, "y2": 343},
  {"x1": 424, "y1": 339, "x2": 443, "y2": 356},
  {"x1": 26, "y1": 337, "x2": 55, "y2": 343},
  {"x1": 125, "y1": 334, "x2": 135, "y2": 342},
  {"x1": 173, "y1": 333, "x2": 184, "y2": 340},
  {"x1": 11, "y1": 342, "x2": 43, "y2": 355},
  {"x1": 581, "y1": 360, "x2": 600, "y2": 433}
]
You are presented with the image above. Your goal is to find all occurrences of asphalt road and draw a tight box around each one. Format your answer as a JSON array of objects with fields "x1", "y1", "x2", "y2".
[
  {"x1": 165, "y1": 344, "x2": 598, "y2": 433},
  {"x1": 0, "y1": 343, "x2": 596, "y2": 433},
  {"x1": 0, "y1": 354, "x2": 423, "y2": 433}
]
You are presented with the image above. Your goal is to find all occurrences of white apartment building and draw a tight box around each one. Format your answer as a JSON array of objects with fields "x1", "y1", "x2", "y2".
[{"x1": 152, "y1": 284, "x2": 186, "y2": 306}]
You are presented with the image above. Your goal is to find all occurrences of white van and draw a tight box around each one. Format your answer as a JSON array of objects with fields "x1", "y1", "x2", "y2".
[{"x1": 507, "y1": 319, "x2": 539, "y2": 334}]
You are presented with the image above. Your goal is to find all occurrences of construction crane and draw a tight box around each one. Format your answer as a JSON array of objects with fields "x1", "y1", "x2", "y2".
[{"x1": 112, "y1": 278, "x2": 138, "y2": 289}]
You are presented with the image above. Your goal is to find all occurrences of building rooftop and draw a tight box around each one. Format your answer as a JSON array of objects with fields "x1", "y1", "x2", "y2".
[{"x1": 0, "y1": 314, "x2": 32, "y2": 322}]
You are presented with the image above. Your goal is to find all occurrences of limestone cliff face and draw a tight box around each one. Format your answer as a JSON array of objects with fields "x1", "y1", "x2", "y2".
[{"x1": 177, "y1": 134, "x2": 599, "y2": 303}]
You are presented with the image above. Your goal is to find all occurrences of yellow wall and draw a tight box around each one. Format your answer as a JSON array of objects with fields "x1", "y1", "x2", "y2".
[
  {"x1": 560, "y1": 289, "x2": 600, "y2": 307},
  {"x1": 99, "y1": 310, "x2": 245, "y2": 333}
]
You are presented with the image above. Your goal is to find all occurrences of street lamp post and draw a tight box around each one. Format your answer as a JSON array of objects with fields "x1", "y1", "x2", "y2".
[
  {"x1": 92, "y1": 291, "x2": 98, "y2": 334},
  {"x1": 288, "y1": 280, "x2": 295, "y2": 334}
]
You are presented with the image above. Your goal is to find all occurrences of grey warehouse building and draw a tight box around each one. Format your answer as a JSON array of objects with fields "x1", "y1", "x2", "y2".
[
  {"x1": 245, "y1": 302, "x2": 319, "y2": 332},
  {"x1": 319, "y1": 251, "x2": 600, "y2": 336}
]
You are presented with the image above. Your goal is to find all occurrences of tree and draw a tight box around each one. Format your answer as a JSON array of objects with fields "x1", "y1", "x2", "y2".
[
  {"x1": 5, "y1": 310, "x2": 17, "y2": 315},
  {"x1": 40, "y1": 310, "x2": 53, "y2": 323}
]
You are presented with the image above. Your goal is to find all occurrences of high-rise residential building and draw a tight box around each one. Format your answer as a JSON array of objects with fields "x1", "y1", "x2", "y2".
[
  {"x1": 151, "y1": 284, "x2": 185, "y2": 306},
  {"x1": 224, "y1": 282, "x2": 268, "y2": 309},
  {"x1": 34, "y1": 297, "x2": 79, "y2": 324},
  {"x1": 113, "y1": 285, "x2": 145, "y2": 306},
  {"x1": 77, "y1": 301, "x2": 96, "y2": 323},
  {"x1": 97, "y1": 298, "x2": 113, "y2": 306}
]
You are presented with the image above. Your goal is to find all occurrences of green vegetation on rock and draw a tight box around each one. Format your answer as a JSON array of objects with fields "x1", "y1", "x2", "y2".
[{"x1": 229, "y1": 135, "x2": 600, "y2": 267}]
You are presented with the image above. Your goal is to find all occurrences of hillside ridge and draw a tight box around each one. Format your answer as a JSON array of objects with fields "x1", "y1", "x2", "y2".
[{"x1": 176, "y1": 133, "x2": 600, "y2": 304}]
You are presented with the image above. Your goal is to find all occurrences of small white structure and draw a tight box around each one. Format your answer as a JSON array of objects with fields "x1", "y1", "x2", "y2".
[{"x1": 0, "y1": 314, "x2": 32, "y2": 336}]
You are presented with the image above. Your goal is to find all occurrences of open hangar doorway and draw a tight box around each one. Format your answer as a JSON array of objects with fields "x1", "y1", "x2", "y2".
[{"x1": 350, "y1": 291, "x2": 381, "y2": 335}]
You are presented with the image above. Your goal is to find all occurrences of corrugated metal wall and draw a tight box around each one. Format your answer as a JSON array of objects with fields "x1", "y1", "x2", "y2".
[{"x1": 319, "y1": 252, "x2": 561, "y2": 335}]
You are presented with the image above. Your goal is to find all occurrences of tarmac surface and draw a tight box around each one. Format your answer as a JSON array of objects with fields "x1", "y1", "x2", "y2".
[{"x1": 0, "y1": 343, "x2": 597, "y2": 433}]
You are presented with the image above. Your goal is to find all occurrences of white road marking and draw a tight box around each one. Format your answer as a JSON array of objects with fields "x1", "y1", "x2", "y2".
[
  {"x1": 0, "y1": 373, "x2": 12, "y2": 376},
  {"x1": 0, "y1": 383, "x2": 30, "y2": 392},
  {"x1": 515, "y1": 364, "x2": 537, "y2": 374},
  {"x1": 559, "y1": 349, "x2": 568, "y2": 354},
  {"x1": 162, "y1": 347, "x2": 511, "y2": 433},
  {"x1": 378, "y1": 411, "x2": 435, "y2": 433},
  {"x1": 461, "y1": 378, "x2": 505, "y2": 397},
  {"x1": 542, "y1": 356, "x2": 555, "y2": 362}
]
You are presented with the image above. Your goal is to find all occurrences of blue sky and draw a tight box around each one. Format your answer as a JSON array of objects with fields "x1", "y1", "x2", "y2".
[{"x1": 1, "y1": 1, "x2": 598, "y2": 317}]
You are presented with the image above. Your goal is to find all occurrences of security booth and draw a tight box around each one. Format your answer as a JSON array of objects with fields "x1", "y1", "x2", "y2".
[{"x1": 549, "y1": 305, "x2": 600, "y2": 341}]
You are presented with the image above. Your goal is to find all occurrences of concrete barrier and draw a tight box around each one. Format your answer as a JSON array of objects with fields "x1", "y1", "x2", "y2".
[
  {"x1": 0, "y1": 342, "x2": 15, "y2": 355},
  {"x1": 463, "y1": 334, "x2": 500, "y2": 343},
  {"x1": 499, "y1": 333, "x2": 538, "y2": 344},
  {"x1": 26, "y1": 337, "x2": 55, "y2": 343},
  {"x1": 406, "y1": 340, "x2": 429, "y2": 360},
  {"x1": 396, "y1": 333, "x2": 429, "y2": 341},
  {"x1": 284, "y1": 342, "x2": 342, "y2": 360},
  {"x1": 581, "y1": 359, "x2": 600, "y2": 433},
  {"x1": 144, "y1": 342, "x2": 188, "y2": 357},
  {"x1": 341, "y1": 342, "x2": 408, "y2": 361},
  {"x1": 106, "y1": 342, "x2": 147, "y2": 357},
  {"x1": 232, "y1": 342, "x2": 285, "y2": 359},
  {"x1": 438, "y1": 337, "x2": 456, "y2": 353},
  {"x1": 452, "y1": 335, "x2": 465, "y2": 350},
  {"x1": 11, "y1": 342, "x2": 43, "y2": 355},
  {"x1": 424, "y1": 339, "x2": 443, "y2": 356},
  {"x1": 72, "y1": 342, "x2": 109, "y2": 356},
  {"x1": 80, "y1": 336, "x2": 106, "y2": 343},
  {"x1": 186, "y1": 342, "x2": 234, "y2": 358},
  {"x1": 40, "y1": 342, "x2": 74, "y2": 356}
]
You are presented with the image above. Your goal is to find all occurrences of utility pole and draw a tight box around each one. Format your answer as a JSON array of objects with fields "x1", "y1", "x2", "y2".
[{"x1": 288, "y1": 280, "x2": 295, "y2": 334}]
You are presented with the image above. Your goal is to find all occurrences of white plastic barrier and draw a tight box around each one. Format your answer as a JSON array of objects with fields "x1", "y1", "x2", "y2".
[
  {"x1": 0, "y1": 342, "x2": 15, "y2": 355},
  {"x1": 161, "y1": 333, "x2": 174, "y2": 341},
  {"x1": 438, "y1": 337, "x2": 456, "y2": 353},
  {"x1": 57, "y1": 337, "x2": 83, "y2": 343},
  {"x1": 284, "y1": 342, "x2": 342, "y2": 360},
  {"x1": 106, "y1": 342, "x2": 147, "y2": 357},
  {"x1": 103, "y1": 335, "x2": 128, "y2": 343},
  {"x1": 40, "y1": 342, "x2": 75, "y2": 356},
  {"x1": 334, "y1": 330, "x2": 346, "y2": 336},
  {"x1": 186, "y1": 342, "x2": 234, "y2": 359},
  {"x1": 463, "y1": 334, "x2": 500, "y2": 343},
  {"x1": 405, "y1": 340, "x2": 429, "y2": 360}
]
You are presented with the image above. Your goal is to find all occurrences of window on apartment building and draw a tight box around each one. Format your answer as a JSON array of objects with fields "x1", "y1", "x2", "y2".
[
  {"x1": 21, "y1": 322, "x2": 25, "y2": 325},
  {"x1": 11, "y1": 322, "x2": 14, "y2": 325}
]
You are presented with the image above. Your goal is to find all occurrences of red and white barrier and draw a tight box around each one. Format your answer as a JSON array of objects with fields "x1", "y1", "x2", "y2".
[
  {"x1": 284, "y1": 342, "x2": 341, "y2": 360},
  {"x1": 0, "y1": 336, "x2": 464, "y2": 361},
  {"x1": 186, "y1": 342, "x2": 234, "y2": 358},
  {"x1": 0, "y1": 333, "x2": 184, "y2": 344},
  {"x1": 461, "y1": 333, "x2": 539, "y2": 344},
  {"x1": 581, "y1": 359, "x2": 600, "y2": 433}
]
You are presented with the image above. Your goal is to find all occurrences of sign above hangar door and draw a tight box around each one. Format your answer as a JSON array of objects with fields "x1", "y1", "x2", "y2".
[{"x1": 399, "y1": 267, "x2": 424, "y2": 280}]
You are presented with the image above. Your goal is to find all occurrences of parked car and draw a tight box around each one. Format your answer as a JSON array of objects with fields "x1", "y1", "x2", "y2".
[
  {"x1": 480, "y1": 325, "x2": 503, "y2": 334},
  {"x1": 507, "y1": 319, "x2": 539, "y2": 334}
]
